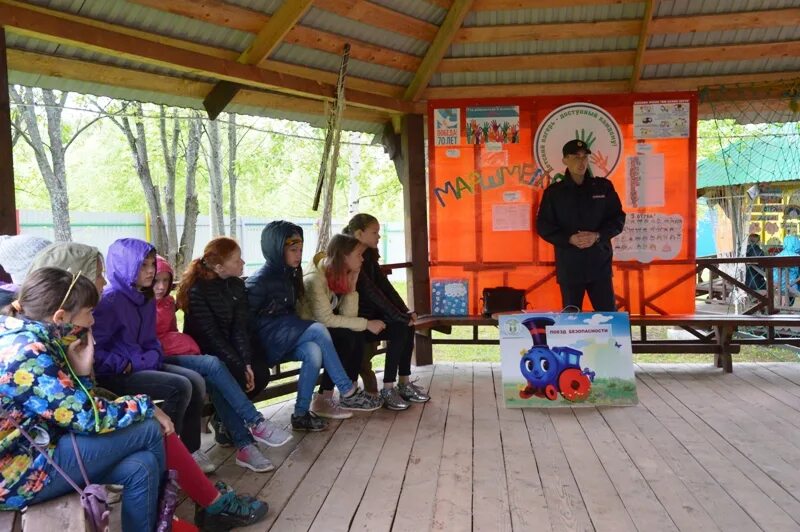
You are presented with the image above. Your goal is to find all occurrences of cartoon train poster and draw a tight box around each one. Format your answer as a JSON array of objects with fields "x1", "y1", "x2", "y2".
[{"x1": 500, "y1": 312, "x2": 638, "y2": 407}]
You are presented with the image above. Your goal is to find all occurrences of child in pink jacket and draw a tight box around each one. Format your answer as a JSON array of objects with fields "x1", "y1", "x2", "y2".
[{"x1": 154, "y1": 255, "x2": 201, "y2": 356}]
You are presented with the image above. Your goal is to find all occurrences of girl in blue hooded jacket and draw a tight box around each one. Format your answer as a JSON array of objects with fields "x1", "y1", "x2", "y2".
[{"x1": 246, "y1": 221, "x2": 383, "y2": 431}]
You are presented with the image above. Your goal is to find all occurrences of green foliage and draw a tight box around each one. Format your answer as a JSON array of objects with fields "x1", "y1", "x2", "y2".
[{"x1": 12, "y1": 98, "x2": 404, "y2": 223}]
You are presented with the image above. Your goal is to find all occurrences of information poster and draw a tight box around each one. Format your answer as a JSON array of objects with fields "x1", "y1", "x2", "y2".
[
  {"x1": 434, "y1": 108, "x2": 460, "y2": 146},
  {"x1": 634, "y1": 100, "x2": 690, "y2": 138},
  {"x1": 626, "y1": 153, "x2": 665, "y2": 208},
  {"x1": 492, "y1": 203, "x2": 531, "y2": 232},
  {"x1": 466, "y1": 106, "x2": 520, "y2": 144},
  {"x1": 500, "y1": 312, "x2": 637, "y2": 408},
  {"x1": 613, "y1": 212, "x2": 684, "y2": 262}
]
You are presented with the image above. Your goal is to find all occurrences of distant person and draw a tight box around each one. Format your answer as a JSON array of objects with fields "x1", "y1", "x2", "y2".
[
  {"x1": 745, "y1": 233, "x2": 766, "y2": 291},
  {"x1": 246, "y1": 221, "x2": 382, "y2": 432},
  {"x1": 299, "y1": 234, "x2": 387, "y2": 419},
  {"x1": 344, "y1": 214, "x2": 430, "y2": 410},
  {"x1": 773, "y1": 234, "x2": 800, "y2": 306},
  {"x1": 536, "y1": 139, "x2": 626, "y2": 311}
]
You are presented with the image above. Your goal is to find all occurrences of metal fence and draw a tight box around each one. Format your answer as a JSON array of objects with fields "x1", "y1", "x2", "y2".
[{"x1": 18, "y1": 210, "x2": 407, "y2": 278}]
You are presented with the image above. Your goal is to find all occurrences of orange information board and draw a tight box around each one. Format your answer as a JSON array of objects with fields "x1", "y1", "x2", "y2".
[{"x1": 428, "y1": 93, "x2": 697, "y2": 315}]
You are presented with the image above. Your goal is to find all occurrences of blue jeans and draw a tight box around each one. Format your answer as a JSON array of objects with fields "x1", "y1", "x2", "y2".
[
  {"x1": 168, "y1": 355, "x2": 263, "y2": 449},
  {"x1": 265, "y1": 323, "x2": 353, "y2": 416},
  {"x1": 29, "y1": 419, "x2": 165, "y2": 532}
]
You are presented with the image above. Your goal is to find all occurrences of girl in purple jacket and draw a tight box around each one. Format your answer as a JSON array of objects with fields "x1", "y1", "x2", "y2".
[{"x1": 91, "y1": 238, "x2": 214, "y2": 470}]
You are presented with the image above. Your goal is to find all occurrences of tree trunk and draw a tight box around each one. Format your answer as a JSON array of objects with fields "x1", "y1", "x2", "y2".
[
  {"x1": 116, "y1": 102, "x2": 168, "y2": 253},
  {"x1": 207, "y1": 118, "x2": 225, "y2": 237},
  {"x1": 11, "y1": 87, "x2": 72, "y2": 241},
  {"x1": 177, "y1": 113, "x2": 202, "y2": 276},
  {"x1": 227, "y1": 113, "x2": 238, "y2": 239},
  {"x1": 160, "y1": 105, "x2": 180, "y2": 265}
]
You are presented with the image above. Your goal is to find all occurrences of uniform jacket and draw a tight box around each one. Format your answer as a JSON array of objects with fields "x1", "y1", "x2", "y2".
[
  {"x1": 356, "y1": 247, "x2": 410, "y2": 324},
  {"x1": 773, "y1": 234, "x2": 800, "y2": 291},
  {"x1": 0, "y1": 315, "x2": 154, "y2": 510},
  {"x1": 92, "y1": 239, "x2": 163, "y2": 376},
  {"x1": 298, "y1": 252, "x2": 368, "y2": 331},
  {"x1": 154, "y1": 257, "x2": 201, "y2": 356},
  {"x1": 184, "y1": 275, "x2": 254, "y2": 373},
  {"x1": 245, "y1": 221, "x2": 313, "y2": 360},
  {"x1": 536, "y1": 172, "x2": 626, "y2": 285}
]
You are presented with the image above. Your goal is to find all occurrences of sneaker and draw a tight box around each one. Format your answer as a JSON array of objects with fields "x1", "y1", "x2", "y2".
[
  {"x1": 213, "y1": 481, "x2": 257, "y2": 504},
  {"x1": 194, "y1": 490, "x2": 268, "y2": 531},
  {"x1": 379, "y1": 387, "x2": 411, "y2": 411},
  {"x1": 291, "y1": 411, "x2": 328, "y2": 432},
  {"x1": 340, "y1": 389, "x2": 383, "y2": 412},
  {"x1": 235, "y1": 444, "x2": 275, "y2": 473},
  {"x1": 397, "y1": 380, "x2": 431, "y2": 403},
  {"x1": 250, "y1": 418, "x2": 293, "y2": 447},
  {"x1": 211, "y1": 415, "x2": 233, "y2": 448},
  {"x1": 192, "y1": 450, "x2": 217, "y2": 474},
  {"x1": 311, "y1": 393, "x2": 353, "y2": 419}
]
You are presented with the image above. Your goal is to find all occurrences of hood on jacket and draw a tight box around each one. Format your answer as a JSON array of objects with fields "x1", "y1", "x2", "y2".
[
  {"x1": 106, "y1": 238, "x2": 156, "y2": 299},
  {"x1": 0, "y1": 235, "x2": 52, "y2": 284},
  {"x1": 781, "y1": 234, "x2": 800, "y2": 255},
  {"x1": 156, "y1": 255, "x2": 174, "y2": 286},
  {"x1": 261, "y1": 221, "x2": 303, "y2": 270},
  {"x1": 29, "y1": 242, "x2": 102, "y2": 284}
]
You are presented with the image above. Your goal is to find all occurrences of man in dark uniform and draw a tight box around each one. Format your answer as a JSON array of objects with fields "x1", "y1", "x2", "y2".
[{"x1": 536, "y1": 139, "x2": 626, "y2": 311}]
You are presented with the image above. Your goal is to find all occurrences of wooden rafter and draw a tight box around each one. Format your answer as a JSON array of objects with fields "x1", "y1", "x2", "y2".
[
  {"x1": 130, "y1": 0, "x2": 421, "y2": 73},
  {"x1": 439, "y1": 50, "x2": 636, "y2": 72},
  {"x1": 0, "y1": 2, "x2": 421, "y2": 114},
  {"x1": 427, "y1": 0, "x2": 641, "y2": 10},
  {"x1": 314, "y1": 0, "x2": 438, "y2": 41},
  {"x1": 649, "y1": 7, "x2": 800, "y2": 34},
  {"x1": 204, "y1": 0, "x2": 315, "y2": 119},
  {"x1": 645, "y1": 40, "x2": 800, "y2": 66},
  {"x1": 5, "y1": 49, "x2": 392, "y2": 125},
  {"x1": 404, "y1": 0, "x2": 474, "y2": 101},
  {"x1": 455, "y1": 19, "x2": 640, "y2": 43},
  {"x1": 0, "y1": 0, "x2": 404, "y2": 98},
  {"x1": 631, "y1": 0, "x2": 655, "y2": 91}
]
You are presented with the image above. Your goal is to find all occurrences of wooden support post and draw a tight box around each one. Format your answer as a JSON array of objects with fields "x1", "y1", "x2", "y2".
[
  {"x1": 401, "y1": 114, "x2": 432, "y2": 365},
  {"x1": 0, "y1": 27, "x2": 17, "y2": 235}
]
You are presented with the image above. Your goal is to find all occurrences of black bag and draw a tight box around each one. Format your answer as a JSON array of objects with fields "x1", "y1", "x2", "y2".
[{"x1": 481, "y1": 287, "x2": 527, "y2": 316}]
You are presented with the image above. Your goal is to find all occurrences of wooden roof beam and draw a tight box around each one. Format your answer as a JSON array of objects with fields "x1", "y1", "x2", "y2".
[
  {"x1": 649, "y1": 7, "x2": 800, "y2": 34},
  {"x1": 427, "y1": 0, "x2": 641, "y2": 10},
  {"x1": 6, "y1": 48, "x2": 392, "y2": 125},
  {"x1": 129, "y1": 0, "x2": 421, "y2": 73},
  {"x1": 404, "y1": 0, "x2": 474, "y2": 101},
  {"x1": 0, "y1": 2, "x2": 421, "y2": 114},
  {"x1": 630, "y1": 0, "x2": 655, "y2": 91},
  {"x1": 313, "y1": 0, "x2": 438, "y2": 41},
  {"x1": 645, "y1": 40, "x2": 800, "y2": 66},
  {"x1": 438, "y1": 50, "x2": 635, "y2": 72},
  {"x1": 204, "y1": 0, "x2": 314, "y2": 119}
]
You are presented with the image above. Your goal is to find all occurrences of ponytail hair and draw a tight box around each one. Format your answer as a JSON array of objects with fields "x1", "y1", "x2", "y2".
[
  {"x1": 2, "y1": 267, "x2": 99, "y2": 321},
  {"x1": 343, "y1": 213, "x2": 379, "y2": 236},
  {"x1": 324, "y1": 234, "x2": 364, "y2": 294},
  {"x1": 176, "y1": 237, "x2": 241, "y2": 310}
]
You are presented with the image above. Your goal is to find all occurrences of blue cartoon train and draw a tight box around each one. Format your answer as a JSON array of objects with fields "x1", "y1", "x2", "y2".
[{"x1": 519, "y1": 317, "x2": 595, "y2": 402}]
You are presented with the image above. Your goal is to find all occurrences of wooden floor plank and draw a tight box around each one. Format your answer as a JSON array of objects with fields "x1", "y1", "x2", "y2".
[
  {"x1": 637, "y1": 369, "x2": 800, "y2": 529},
  {"x1": 548, "y1": 409, "x2": 636, "y2": 532},
  {"x1": 738, "y1": 364, "x2": 800, "y2": 410},
  {"x1": 393, "y1": 363, "x2": 454, "y2": 532},
  {"x1": 522, "y1": 408, "x2": 594, "y2": 531},
  {"x1": 620, "y1": 382, "x2": 760, "y2": 532},
  {"x1": 471, "y1": 364, "x2": 512, "y2": 532},
  {"x1": 491, "y1": 364, "x2": 552, "y2": 531},
  {"x1": 349, "y1": 368, "x2": 434, "y2": 532},
  {"x1": 574, "y1": 408, "x2": 679, "y2": 531},
  {"x1": 310, "y1": 409, "x2": 395, "y2": 529},
  {"x1": 597, "y1": 405, "x2": 723, "y2": 532},
  {"x1": 761, "y1": 362, "x2": 800, "y2": 386},
  {"x1": 431, "y1": 364, "x2": 473, "y2": 531}
]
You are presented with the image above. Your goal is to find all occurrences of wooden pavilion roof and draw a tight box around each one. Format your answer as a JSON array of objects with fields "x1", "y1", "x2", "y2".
[{"x1": 1, "y1": 0, "x2": 799, "y2": 133}]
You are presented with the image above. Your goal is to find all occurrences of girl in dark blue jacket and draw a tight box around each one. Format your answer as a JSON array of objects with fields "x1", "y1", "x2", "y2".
[{"x1": 246, "y1": 221, "x2": 382, "y2": 431}]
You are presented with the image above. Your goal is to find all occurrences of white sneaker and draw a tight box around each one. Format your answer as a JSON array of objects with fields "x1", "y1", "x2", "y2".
[
  {"x1": 192, "y1": 450, "x2": 217, "y2": 474},
  {"x1": 311, "y1": 393, "x2": 353, "y2": 419}
]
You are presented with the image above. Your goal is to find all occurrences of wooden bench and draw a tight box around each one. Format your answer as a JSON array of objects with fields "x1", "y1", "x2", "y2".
[{"x1": 414, "y1": 313, "x2": 800, "y2": 373}]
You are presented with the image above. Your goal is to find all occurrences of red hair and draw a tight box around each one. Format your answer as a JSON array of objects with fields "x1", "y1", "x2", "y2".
[{"x1": 175, "y1": 237, "x2": 240, "y2": 310}]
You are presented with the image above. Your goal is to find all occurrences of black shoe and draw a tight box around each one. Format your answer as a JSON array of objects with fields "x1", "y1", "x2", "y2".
[
  {"x1": 194, "y1": 491, "x2": 268, "y2": 531},
  {"x1": 211, "y1": 415, "x2": 233, "y2": 447},
  {"x1": 213, "y1": 481, "x2": 256, "y2": 504},
  {"x1": 291, "y1": 411, "x2": 328, "y2": 432}
]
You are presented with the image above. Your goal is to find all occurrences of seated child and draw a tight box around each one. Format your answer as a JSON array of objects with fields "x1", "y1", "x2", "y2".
[{"x1": 154, "y1": 255, "x2": 201, "y2": 355}]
